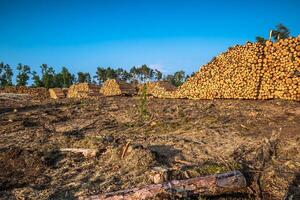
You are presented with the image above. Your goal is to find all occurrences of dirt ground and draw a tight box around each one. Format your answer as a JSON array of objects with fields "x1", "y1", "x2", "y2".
[{"x1": 0, "y1": 95, "x2": 299, "y2": 200}]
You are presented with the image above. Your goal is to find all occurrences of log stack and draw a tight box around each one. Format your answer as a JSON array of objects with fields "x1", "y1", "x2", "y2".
[
  {"x1": 100, "y1": 79, "x2": 137, "y2": 96},
  {"x1": 0, "y1": 86, "x2": 49, "y2": 100},
  {"x1": 139, "y1": 81, "x2": 177, "y2": 98},
  {"x1": 174, "y1": 36, "x2": 300, "y2": 101},
  {"x1": 67, "y1": 83, "x2": 101, "y2": 98},
  {"x1": 259, "y1": 37, "x2": 300, "y2": 100},
  {"x1": 49, "y1": 88, "x2": 66, "y2": 99}
]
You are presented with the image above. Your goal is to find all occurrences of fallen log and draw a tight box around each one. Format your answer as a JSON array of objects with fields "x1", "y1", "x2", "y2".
[
  {"x1": 60, "y1": 148, "x2": 98, "y2": 158},
  {"x1": 80, "y1": 170, "x2": 246, "y2": 200}
]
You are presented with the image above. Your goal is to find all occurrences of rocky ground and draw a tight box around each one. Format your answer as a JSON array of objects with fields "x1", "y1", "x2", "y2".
[{"x1": 0, "y1": 95, "x2": 299, "y2": 200}]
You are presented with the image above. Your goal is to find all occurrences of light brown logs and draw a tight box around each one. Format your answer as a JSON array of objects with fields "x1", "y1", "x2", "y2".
[
  {"x1": 80, "y1": 170, "x2": 246, "y2": 200},
  {"x1": 100, "y1": 79, "x2": 137, "y2": 96},
  {"x1": 67, "y1": 83, "x2": 101, "y2": 98},
  {"x1": 49, "y1": 88, "x2": 65, "y2": 99}
]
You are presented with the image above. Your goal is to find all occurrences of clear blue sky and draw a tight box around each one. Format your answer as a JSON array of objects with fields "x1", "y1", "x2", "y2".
[{"x1": 0, "y1": 0, "x2": 299, "y2": 78}]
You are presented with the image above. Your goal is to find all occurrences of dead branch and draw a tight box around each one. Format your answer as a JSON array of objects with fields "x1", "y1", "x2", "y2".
[
  {"x1": 121, "y1": 142, "x2": 131, "y2": 159},
  {"x1": 80, "y1": 170, "x2": 247, "y2": 200},
  {"x1": 60, "y1": 148, "x2": 98, "y2": 158}
]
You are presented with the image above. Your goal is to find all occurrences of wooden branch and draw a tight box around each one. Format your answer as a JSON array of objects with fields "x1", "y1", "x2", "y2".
[
  {"x1": 80, "y1": 170, "x2": 247, "y2": 200},
  {"x1": 121, "y1": 142, "x2": 130, "y2": 159},
  {"x1": 60, "y1": 148, "x2": 97, "y2": 158}
]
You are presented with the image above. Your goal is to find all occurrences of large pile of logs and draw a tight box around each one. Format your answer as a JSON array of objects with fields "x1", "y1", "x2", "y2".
[
  {"x1": 175, "y1": 36, "x2": 300, "y2": 101},
  {"x1": 67, "y1": 83, "x2": 101, "y2": 98},
  {"x1": 100, "y1": 79, "x2": 137, "y2": 96},
  {"x1": 259, "y1": 38, "x2": 300, "y2": 100},
  {"x1": 139, "y1": 81, "x2": 177, "y2": 98},
  {"x1": 0, "y1": 86, "x2": 49, "y2": 100},
  {"x1": 49, "y1": 88, "x2": 66, "y2": 99}
]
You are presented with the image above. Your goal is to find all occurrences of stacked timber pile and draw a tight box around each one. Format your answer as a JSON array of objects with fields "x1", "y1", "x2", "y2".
[
  {"x1": 67, "y1": 83, "x2": 101, "y2": 98},
  {"x1": 0, "y1": 86, "x2": 49, "y2": 100},
  {"x1": 176, "y1": 42, "x2": 265, "y2": 100},
  {"x1": 175, "y1": 36, "x2": 300, "y2": 101},
  {"x1": 49, "y1": 88, "x2": 66, "y2": 99},
  {"x1": 259, "y1": 38, "x2": 300, "y2": 100},
  {"x1": 100, "y1": 79, "x2": 137, "y2": 96},
  {"x1": 139, "y1": 81, "x2": 177, "y2": 98}
]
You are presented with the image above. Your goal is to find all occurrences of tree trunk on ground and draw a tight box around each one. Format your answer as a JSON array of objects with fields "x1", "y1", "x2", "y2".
[{"x1": 80, "y1": 170, "x2": 247, "y2": 200}]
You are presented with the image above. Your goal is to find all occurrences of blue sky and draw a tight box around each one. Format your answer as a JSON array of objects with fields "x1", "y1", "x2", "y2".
[{"x1": 0, "y1": 0, "x2": 299, "y2": 77}]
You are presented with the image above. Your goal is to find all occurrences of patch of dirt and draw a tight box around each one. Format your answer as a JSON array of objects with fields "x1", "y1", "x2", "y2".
[{"x1": 0, "y1": 97, "x2": 299, "y2": 199}]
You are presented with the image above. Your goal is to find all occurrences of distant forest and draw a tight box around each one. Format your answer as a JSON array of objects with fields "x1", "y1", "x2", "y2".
[{"x1": 0, "y1": 63, "x2": 193, "y2": 88}]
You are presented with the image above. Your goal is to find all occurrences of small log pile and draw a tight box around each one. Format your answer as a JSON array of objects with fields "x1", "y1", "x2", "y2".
[
  {"x1": 0, "y1": 86, "x2": 49, "y2": 100},
  {"x1": 139, "y1": 81, "x2": 177, "y2": 98},
  {"x1": 175, "y1": 36, "x2": 300, "y2": 101},
  {"x1": 100, "y1": 79, "x2": 137, "y2": 96},
  {"x1": 67, "y1": 83, "x2": 101, "y2": 98},
  {"x1": 49, "y1": 88, "x2": 66, "y2": 99}
]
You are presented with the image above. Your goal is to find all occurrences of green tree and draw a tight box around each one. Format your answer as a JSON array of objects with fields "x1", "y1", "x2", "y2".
[
  {"x1": 16, "y1": 63, "x2": 31, "y2": 86},
  {"x1": 154, "y1": 69, "x2": 162, "y2": 81},
  {"x1": 139, "y1": 84, "x2": 148, "y2": 120},
  {"x1": 164, "y1": 70, "x2": 186, "y2": 87},
  {"x1": 130, "y1": 66, "x2": 139, "y2": 82},
  {"x1": 164, "y1": 74, "x2": 175, "y2": 85},
  {"x1": 116, "y1": 68, "x2": 132, "y2": 82},
  {"x1": 271, "y1": 24, "x2": 290, "y2": 41},
  {"x1": 139, "y1": 64, "x2": 153, "y2": 82},
  {"x1": 0, "y1": 62, "x2": 13, "y2": 87},
  {"x1": 255, "y1": 36, "x2": 267, "y2": 44},
  {"x1": 77, "y1": 72, "x2": 91, "y2": 83},
  {"x1": 105, "y1": 67, "x2": 117, "y2": 80},
  {"x1": 55, "y1": 67, "x2": 74, "y2": 87},
  {"x1": 31, "y1": 71, "x2": 43, "y2": 87},
  {"x1": 40, "y1": 64, "x2": 56, "y2": 88},
  {"x1": 173, "y1": 70, "x2": 185, "y2": 86},
  {"x1": 96, "y1": 67, "x2": 107, "y2": 84}
]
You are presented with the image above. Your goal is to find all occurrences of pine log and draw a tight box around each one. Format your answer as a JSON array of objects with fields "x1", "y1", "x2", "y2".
[{"x1": 80, "y1": 170, "x2": 246, "y2": 200}]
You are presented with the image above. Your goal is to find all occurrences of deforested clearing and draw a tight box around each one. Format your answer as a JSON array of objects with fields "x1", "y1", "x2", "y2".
[{"x1": 0, "y1": 96, "x2": 299, "y2": 199}]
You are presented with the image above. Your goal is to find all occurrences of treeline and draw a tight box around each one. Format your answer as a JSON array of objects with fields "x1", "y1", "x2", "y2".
[
  {"x1": 255, "y1": 23, "x2": 291, "y2": 43},
  {"x1": 0, "y1": 63, "x2": 191, "y2": 88}
]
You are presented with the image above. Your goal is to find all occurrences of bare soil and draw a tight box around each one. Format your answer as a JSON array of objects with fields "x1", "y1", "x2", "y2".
[{"x1": 0, "y1": 96, "x2": 299, "y2": 200}]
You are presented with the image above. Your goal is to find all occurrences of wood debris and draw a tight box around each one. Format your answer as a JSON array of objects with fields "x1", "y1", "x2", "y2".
[
  {"x1": 60, "y1": 148, "x2": 98, "y2": 158},
  {"x1": 100, "y1": 79, "x2": 137, "y2": 96},
  {"x1": 49, "y1": 88, "x2": 66, "y2": 99},
  {"x1": 67, "y1": 83, "x2": 101, "y2": 98},
  {"x1": 139, "y1": 81, "x2": 177, "y2": 98},
  {"x1": 0, "y1": 86, "x2": 49, "y2": 100},
  {"x1": 80, "y1": 170, "x2": 247, "y2": 200}
]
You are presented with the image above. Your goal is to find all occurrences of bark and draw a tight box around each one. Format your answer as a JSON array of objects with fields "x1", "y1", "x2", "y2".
[{"x1": 80, "y1": 170, "x2": 247, "y2": 200}]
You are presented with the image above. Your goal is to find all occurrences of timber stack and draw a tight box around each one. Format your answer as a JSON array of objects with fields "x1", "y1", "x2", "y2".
[
  {"x1": 0, "y1": 86, "x2": 49, "y2": 100},
  {"x1": 49, "y1": 88, "x2": 66, "y2": 99},
  {"x1": 258, "y1": 38, "x2": 300, "y2": 100},
  {"x1": 100, "y1": 79, "x2": 137, "y2": 96},
  {"x1": 175, "y1": 36, "x2": 300, "y2": 101},
  {"x1": 139, "y1": 81, "x2": 177, "y2": 98},
  {"x1": 67, "y1": 83, "x2": 101, "y2": 98}
]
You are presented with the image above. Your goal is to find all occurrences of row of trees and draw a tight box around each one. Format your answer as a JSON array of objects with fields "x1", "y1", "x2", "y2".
[
  {"x1": 255, "y1": 23, "x2": 291, "y2": 43},
  {"x1": 0, "y1": 63, "x2": 189, "y2": 88}
]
